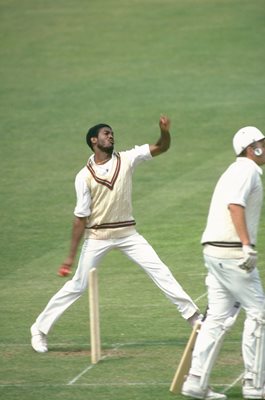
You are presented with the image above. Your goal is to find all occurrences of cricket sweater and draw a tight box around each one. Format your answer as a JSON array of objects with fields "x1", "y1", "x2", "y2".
[{"x1": 84, "y1": 152, "x2": 137, "y2": 240}]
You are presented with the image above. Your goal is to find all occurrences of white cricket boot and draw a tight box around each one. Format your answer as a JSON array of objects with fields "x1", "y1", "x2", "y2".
[
  {"x1": 182, "y1": 375, "x2": 227, "y2": 399},
  {"x1": 30, "y1": 323, "x2": 48, "y2": 353},
  {"x1": 242, "y1": 379, "x2": 265, "y2": 399}
]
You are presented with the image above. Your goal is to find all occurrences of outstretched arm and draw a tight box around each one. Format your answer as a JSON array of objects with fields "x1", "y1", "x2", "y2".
[{"x1": 149, "y1": 115, "x2": 171, "y2": 157}]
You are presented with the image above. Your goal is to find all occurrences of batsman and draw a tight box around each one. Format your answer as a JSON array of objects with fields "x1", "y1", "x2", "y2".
[{"x1": 181, "y1": 126, "x2": 265, "y2": 400}]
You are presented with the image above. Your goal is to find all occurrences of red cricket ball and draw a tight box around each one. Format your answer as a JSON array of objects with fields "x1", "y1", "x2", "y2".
[{"x1": 58, "y1": 265, "x2": 71, "y2": 277}]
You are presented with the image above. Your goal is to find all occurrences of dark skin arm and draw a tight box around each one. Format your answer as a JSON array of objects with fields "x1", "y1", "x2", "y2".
[
  {"x1": 58, "y1": 216, "x2": 87, "y2": 275},
  {"x1": 149, "y1": 115, "x2": 171, "y2": 157}
]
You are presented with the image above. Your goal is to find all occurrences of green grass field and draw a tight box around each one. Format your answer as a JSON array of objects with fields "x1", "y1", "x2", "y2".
[{"x1": 1, "y1": 0, "x2": 265, "y2": 399}]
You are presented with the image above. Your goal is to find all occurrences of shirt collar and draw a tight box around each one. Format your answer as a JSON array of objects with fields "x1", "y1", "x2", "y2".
[{"x1": 89, "y1": 152, "x2": 115, "y2": 165}]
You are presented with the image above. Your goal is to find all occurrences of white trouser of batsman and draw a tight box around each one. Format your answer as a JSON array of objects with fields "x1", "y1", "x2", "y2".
[
  {"x1": 253, "y1": 309, "x2": 265, "y2": 389},
  {"x1": 199, "y1": 302, "x2": 241, "y2": 392},
  {"x1": 189, "y1": 254, "x2": 265, "y2": 391}
]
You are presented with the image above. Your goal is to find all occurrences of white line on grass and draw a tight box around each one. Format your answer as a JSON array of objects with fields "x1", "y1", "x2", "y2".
[
  {"x1": 67, "y1": 344, "x2": 122, "y2": 385},
  {"x1": 0, "y1": 340, "x2": 200, "y2": 348},
  {"x1": 67, "y1": 364, "x2": 97, "y2": 385},
  {"x1": 0, "y1": 381, "x2": 242, "y2": 389},
  {"x1": 195, "y1": 292, "x2": 207, "y2": 302},
  {"x1": 222, "y1": 372, "x2": 244, "y2": 393},
  {"x1": 0, "y1": 382, "x2": 170, "y2": 388}
]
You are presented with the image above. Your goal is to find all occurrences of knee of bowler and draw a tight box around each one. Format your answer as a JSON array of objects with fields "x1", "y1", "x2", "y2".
[{"x1": 65, "y1": 279, "x2": 87, "y2": 293}]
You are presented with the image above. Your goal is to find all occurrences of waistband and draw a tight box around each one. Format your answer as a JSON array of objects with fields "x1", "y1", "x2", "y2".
[
  {"x1": 88, "y1": 220, "x2": 136, "y2": 230},
  {"x1": 202, "y1": 244, "x2": 243, "y2": 259},
  {"x1": 84, "y1": 223, "x2": 136, "y2": 240},
  {"x1": 202, "y1": 241, "x2": 255, "y2": 248}
]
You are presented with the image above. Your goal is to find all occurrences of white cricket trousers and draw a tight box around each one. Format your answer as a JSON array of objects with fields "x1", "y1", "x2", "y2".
[
  {"x1": 190, "y1": 254, "x2": 265, "y2": 380},
  {"x1": 36, "y1": 233, "x2": 198, "y2": 334}
]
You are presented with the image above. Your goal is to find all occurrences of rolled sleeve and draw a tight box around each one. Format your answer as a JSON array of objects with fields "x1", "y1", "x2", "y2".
[
  {"x1": 73, "y1": 168, "x2": 91, "y2": 217},
  {"x1": 225, "y1": 167, "x2": 254, "y2": 208},
  {"x1": 123, "y1": 144, "x2": 152, "y2": 169}
]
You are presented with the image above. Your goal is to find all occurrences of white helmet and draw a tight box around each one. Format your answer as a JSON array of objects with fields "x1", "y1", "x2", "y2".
[{"x1": 233, "y1": 126, "x2": 265, "y2": 155}]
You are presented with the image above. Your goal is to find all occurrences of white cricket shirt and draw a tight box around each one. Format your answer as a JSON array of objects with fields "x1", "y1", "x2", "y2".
[
  {"x1": 74, "y1": 144, "x2": 152, "y2": 218},
  {"x1": 201, "y1": 157, "x2": 263, "y2": 247}
]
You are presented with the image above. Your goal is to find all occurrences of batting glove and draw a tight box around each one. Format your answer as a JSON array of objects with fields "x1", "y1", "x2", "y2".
[{"x1": 239, "y1": 245, "x2": 257, "y2": 272}]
